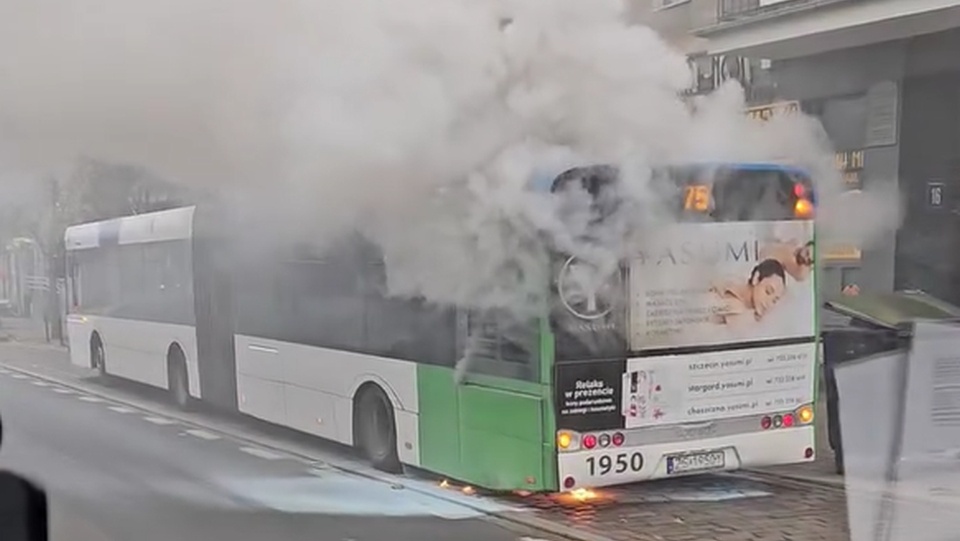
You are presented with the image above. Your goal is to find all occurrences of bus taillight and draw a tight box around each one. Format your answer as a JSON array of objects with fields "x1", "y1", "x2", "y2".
[
  {"x1": 761, "y1": 416, "x2": 772, "y2": 430},
  {"x1": 582, "y1": 434, "x2": 598, "y2": 450},
  {"x1": 598, "y1": 434, "x2": 611, "y2": 447},
  {"x1": 782, "y1": 413, "x2": 795, "y2": 427},
  {"x1": 794, "y1": 198, "x2": 814, "y2": 218},
  {"x1": 797, "y1": 405, "x2": 815, "y2": 424},
  {"x1": 611, "y1": 432, "x2": 625, "y2": 446},
  {"x1": 793, "y1": 183, "x2": 806, "y2": 198},
  {"x1": 557, "y1": 431, "x2": 573, "y2": 450}
]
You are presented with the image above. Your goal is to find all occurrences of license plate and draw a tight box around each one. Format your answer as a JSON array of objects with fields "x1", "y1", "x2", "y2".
[{"x1": 666, "y1": 450, "x2": 725, "y2": 475}]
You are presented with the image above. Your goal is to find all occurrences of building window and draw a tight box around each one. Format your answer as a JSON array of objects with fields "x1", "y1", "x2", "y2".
[{"x1": 652, "y1": 0, "x2": 690, "y2": 10}]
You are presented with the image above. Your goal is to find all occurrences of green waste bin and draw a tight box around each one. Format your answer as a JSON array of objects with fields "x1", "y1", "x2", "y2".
[{"x1": 821, "y1": 290, "x2": 960, "y2": 474}]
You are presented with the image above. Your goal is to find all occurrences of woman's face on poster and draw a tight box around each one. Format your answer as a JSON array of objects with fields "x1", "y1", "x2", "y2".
[
  {"x1": 753, "y1": 273, "x2": 786, "y2": 318},
  {"x1": 795, "y1": 243, "x2": 814, "y2": 268}
]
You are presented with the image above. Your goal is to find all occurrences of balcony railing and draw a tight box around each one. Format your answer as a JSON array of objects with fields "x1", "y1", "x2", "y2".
[{"x1": 718, "y1": 0, "x2": 857, "y2": 23}]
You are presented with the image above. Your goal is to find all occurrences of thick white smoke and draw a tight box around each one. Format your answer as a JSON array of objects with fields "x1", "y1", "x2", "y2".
[{"x1": 0, "y1": 0, "x2": 893, "y2": 308}]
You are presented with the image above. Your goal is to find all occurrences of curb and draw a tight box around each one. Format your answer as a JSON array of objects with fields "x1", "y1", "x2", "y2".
[
  {"x1": 737, "y1": 468, "x2": 846, "y2": 491},
  {"x1": 0, "y1": 338, "x2": 67, "y2": 352},
  {"x1": 0, "y1": 357, "x2": 614, "y2": 541},
  {"x1": 490, "y1": 513, "x2": 617, "y2": 541}
]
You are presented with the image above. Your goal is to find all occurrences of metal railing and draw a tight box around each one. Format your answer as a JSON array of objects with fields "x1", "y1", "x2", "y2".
[{"x1": 718, "y1": 0, "x2": 855, "y2": 22}]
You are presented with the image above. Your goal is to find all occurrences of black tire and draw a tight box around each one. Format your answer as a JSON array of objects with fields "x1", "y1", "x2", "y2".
[
  {"x1": 355, "y1": 386, "x2": 401, "y2": 473},
  {"x1": 91, "y1": 335, "x2": 106, "y2": 379},
  {"x1": 168, "y1": 350, "x2": 191, "y2": 411}
]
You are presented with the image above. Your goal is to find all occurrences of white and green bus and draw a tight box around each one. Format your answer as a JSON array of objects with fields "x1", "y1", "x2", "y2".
[{"x1": 64, "y1": 162, "x2": 818, "y2": 492}]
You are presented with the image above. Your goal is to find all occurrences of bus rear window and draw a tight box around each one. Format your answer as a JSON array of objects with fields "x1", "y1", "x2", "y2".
[
  {"x1": 664, "y1": 166, "x2": 814, "y2": 222},
  {"x1": 548, "y1": 164, "x2": 815, "y2": 225}
]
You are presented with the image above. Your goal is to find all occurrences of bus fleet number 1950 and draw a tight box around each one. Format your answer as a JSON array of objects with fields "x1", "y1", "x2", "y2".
[{"x1": 586, "y1": 452, "x2": 644, "y2": 476}]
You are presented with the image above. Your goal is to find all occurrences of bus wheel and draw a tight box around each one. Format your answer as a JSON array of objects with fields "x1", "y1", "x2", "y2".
[
  {"x1": 90, "y1": 335, "x2": 106, "y2": 379},
  {"x1": 355, "y1": 386, "x2": 401, "y2": 473},
  {"x1": 167, "y1": 347, "x2": 191, "y2": 411}
]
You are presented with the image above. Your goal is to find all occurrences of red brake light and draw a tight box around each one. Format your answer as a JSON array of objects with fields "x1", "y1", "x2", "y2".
[
  {"x1": 582, "y1": 435, "x2": 598, "y2": 449},
  {"x1": 611, "y1": 432, "x2": 625, "y2": 446},
  {"x1": 761, "y1": 416, "x2": 772, "y2": 429},
  {"x1": 783, "y1": 413, "x2": 795, "y2": 427},
  {"x1": 793, "y1": 183, "x2": 805, "y2": 198}
]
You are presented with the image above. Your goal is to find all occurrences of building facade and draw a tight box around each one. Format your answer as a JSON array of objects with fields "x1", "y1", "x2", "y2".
[{"x1": 635, "y1": 0, "x2": 960, "y2": 304}]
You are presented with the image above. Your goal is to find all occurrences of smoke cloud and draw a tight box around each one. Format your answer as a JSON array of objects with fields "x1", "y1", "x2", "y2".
[{"x1": 0, "y1": 0, "x2": 896, "y2": 308}]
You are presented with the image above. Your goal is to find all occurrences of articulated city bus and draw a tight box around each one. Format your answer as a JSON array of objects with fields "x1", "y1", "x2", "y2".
[{"x1": 64, "y1": 162, "x2": 818, "y2": 492}]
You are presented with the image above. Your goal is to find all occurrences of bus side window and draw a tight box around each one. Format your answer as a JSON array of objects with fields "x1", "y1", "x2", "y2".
[
  {"x1": 464, "y1": 309, "x2": 538, "y2": 382},
  {"x1": 350, "y1": 233, "x2": 459, "y2": 366},
  {"x1": 465, "y1": 310, "x2": 500, "y2": 359},
  {"x1": 284, "y1": 257, "x2": 365, "y2": 351}
]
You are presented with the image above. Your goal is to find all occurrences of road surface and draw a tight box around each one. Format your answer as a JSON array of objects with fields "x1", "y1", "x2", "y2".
[
  {"x1": 0, "y1": 333, "x2": 852, "y2": 541},
  {"x1": 0, "y1": 353, "x2": 554, "y2": 541}
]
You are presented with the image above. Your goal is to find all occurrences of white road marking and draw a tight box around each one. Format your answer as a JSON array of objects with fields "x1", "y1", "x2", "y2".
[
  {"x1": 143, "y1": 416, "x2": 177, "y2": 426},
  {"x1": 52, "y1": 388, "x2": 74, "y2": 394},
  {"x1": 108, "y1": 406, "x2": 136, "y2": 414},
  {"x1": 10, "y1": 374, "x2": 28, "y2": 379},
  {"x1": 239, "y1": 447, "x2": 285, "y2": 460},
  {"x1": 184, "y1": 429, "x2": 221, "y2": 441},
  {"x1": 78, "y1": 396, "x2": 106, "y2": 403},
  {"x1": 31, "y1": 380, "x2": 50, "y2": 387},
  {"x1": 0, "y1": 368, "x2": 10, "y2": 374}
]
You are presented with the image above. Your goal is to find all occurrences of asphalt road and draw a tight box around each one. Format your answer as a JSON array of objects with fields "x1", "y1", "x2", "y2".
[{"x1": 0, "y1": 361, "x2": 552, "y2": 541}]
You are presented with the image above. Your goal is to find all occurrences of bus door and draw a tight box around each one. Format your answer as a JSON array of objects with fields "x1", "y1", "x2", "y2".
[{"x1": 453, "y1": 308, "x2": 550, "y2": 491}]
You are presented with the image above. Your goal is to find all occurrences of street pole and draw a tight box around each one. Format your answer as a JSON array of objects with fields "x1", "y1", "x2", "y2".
[{"x1": 44, "y1": 177, "x2": 64, "y2": 344}]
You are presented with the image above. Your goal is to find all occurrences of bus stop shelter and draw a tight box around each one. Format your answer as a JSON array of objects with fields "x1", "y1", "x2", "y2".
[
  {"x1": 822, "y1": 290, "x2": 960, "y2": 474},
  {"x1": 830, "y1": 294, "x2": 960, "y2": 541}
]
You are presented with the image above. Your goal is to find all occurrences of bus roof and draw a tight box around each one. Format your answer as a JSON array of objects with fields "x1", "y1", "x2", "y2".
[
  {"x1": 64, "y1": 162, "x2": 811, "y2": 250},
  {"x1": 528, "y1": 161, "x2": 811, "y2": 193},
  {"x1": 64, "y1": 205, "x2": 196, "y2": 251}
]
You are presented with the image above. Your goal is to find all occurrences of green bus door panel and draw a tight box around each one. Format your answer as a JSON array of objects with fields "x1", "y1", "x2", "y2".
[
  {"x1": 417, "y1": 365, "x2": 462, "y2": 476},
  {"x1": 457, "y1": 382, "x2": 547, "y2": 491},
  {"x1": 417, "y1": 365, "x2": 554, "y2": 492}
]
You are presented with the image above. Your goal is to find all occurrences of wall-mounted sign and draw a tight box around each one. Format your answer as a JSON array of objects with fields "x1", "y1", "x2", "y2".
[
  {"x1": 835, "y1": 150, "x2": 865, "y2": 171},
  {"x1": 822, "y1": 245, "x2": 863, "y2": 262},
  {"x1": 928, "y1": 181, "x2": 945, "y2": 209},
  {"x1": 864, "y1": 81, "x2": 899, "y2": 148},
  {"x1": 745, "y1": 101, "x2": 800, "y2": 122},
  {"x1": 835, "y1": 150, "x2": 865, "y2": 190}
]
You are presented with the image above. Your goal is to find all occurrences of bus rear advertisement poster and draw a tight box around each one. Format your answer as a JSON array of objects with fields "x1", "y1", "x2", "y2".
[
  {"x1": 554, "y1": 342, "x2": 816, "y2": 432},
  {"x1": 628, "y1": 220, "x2": 816, "y2": 350}
]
